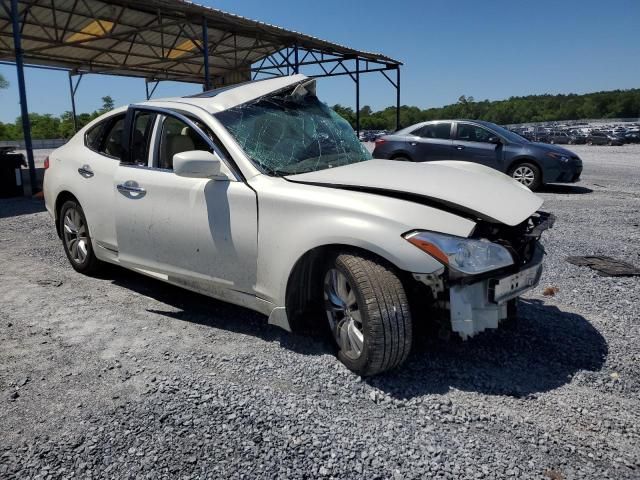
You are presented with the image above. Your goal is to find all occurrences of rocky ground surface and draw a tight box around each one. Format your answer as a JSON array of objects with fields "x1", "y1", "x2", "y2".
[{"x1": 1, "y1": 144, "x2": 639, "y2": 479}]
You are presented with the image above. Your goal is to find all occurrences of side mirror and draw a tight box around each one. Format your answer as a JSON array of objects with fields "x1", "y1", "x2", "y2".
[
  {"x1": 488, "y1": 136, "x2": 502, "y2": 145},
  {"x1": 173, "y1": 150, "x2": 230, "y2": 180}
]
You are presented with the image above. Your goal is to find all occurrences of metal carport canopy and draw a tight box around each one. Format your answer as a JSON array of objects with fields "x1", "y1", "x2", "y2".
[
  {"x1": 0, "y1": 0, "x2": 401, "y2": 85},
  {"x1": 0, "y1": 0, "x2": 403, "y2": 193}
]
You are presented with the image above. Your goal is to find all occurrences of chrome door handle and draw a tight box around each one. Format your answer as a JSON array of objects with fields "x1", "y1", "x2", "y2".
[
  {"x1": 116, "y1": 182, "x2": 146, "y2": 194},
  {"x1": 410, "y1": 142, "x2": 418, "y2": 146},
  {"x1": 78, "y1": 165, "x2": 94, "y2": 178},
  {"x1": 455, "y1": 145, "x2": 465, "y2": 150}
]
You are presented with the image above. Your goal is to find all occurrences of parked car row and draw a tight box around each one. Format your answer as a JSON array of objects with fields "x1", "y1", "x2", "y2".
[
  {"x1": 358, "y1": 130, "x2": 388, "y2": 142},
  {"x1": 509, "y1": 123, "x2": 640, "y2": 146}
]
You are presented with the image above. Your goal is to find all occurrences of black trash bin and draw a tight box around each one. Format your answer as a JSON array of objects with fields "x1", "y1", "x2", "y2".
[{"x1": 0, "y1": 152, "x2": 26, "y2": 198}]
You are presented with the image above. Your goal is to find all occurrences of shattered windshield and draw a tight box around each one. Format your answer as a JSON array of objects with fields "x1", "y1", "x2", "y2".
[{"x1": 215, "y1": 90, "x2": 372, "y2": 176}]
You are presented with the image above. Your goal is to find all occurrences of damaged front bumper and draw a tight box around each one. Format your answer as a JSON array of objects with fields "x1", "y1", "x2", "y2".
[
  {"x1": 411, "y1": 211, "x2": 554, "y2": 339},
  {"x1": 449, "y1": 244, "x2": 544, "y2": 339}
]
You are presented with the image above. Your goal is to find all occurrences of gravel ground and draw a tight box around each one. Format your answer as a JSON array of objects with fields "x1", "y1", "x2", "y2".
[{"x1": 1, "y1": 144, "x2": 639, "y2": 479}]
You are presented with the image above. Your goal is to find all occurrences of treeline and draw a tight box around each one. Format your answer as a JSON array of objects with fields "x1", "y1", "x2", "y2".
[
  {"x1": 0, "y1": 96, "x2": 114, "y2": 141},
  {"x1": 1, "y1": 89, "x2": 639, "y2": 140},
  {"x1": 333, "y1": 88, "x2": 640, "y2": 131}
]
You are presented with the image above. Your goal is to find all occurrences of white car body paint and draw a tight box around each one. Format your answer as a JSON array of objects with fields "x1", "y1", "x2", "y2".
[
  {"x1": 287, "y1": 159, "x2": 543, "y2": 227},
  {"x1": 43, "y1": 74, "x2": 546, "y2": 339}
]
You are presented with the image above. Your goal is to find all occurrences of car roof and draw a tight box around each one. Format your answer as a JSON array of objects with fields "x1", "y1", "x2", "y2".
[
  {"x1": 394, "y1": 118, "x2": 499, "y2": 135},
  {"x1": 138, "y1": 74, "x2": 309, "y2": 114}
]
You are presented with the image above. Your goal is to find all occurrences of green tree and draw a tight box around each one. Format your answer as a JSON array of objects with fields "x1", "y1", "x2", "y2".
[
  {"x1": 100, "y1": 95, "x2": 115, "y2": 113},
  {"x1": 0, "y1": 73, "x2": 8, "y2": 89},
  {"x1": 332, "y1": 104, "x2": 356, "y2": 128}
]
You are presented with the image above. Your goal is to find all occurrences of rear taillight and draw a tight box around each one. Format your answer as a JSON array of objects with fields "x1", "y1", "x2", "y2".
[
  {"x1": 374, "y1": 138, "x2": 386, "y2": 145},
  {"x1": 44, "y1": 156, "x2": 49, "y2": 169}
]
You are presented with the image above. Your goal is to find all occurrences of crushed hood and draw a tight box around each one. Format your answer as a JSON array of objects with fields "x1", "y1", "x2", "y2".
[{"x1": 286, "y1": 160, "x2": 543, "y2": 226}]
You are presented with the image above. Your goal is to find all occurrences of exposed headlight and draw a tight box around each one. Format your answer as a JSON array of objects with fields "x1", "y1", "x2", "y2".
[
  {"x1": 404, "y1": 231, "x2": 514, "y2": 275},
  {"x1": 546, "y1": 152, "x2": 570, "y2": 162}
]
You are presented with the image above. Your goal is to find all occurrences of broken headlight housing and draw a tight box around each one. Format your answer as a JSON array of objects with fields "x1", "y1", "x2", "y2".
[{"x1": 404, "y1": 231, "x2": 514, "y2": 275}]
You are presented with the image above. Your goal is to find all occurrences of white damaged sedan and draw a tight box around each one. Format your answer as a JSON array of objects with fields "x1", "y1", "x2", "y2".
[{"x1": 44, "y1": 75, "x2": 553, "y2": 375}]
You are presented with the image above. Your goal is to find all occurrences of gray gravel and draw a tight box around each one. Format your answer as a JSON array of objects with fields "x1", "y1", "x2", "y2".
[{"x1": 1, "y1": 144, "x2": 639, "y2": 479}]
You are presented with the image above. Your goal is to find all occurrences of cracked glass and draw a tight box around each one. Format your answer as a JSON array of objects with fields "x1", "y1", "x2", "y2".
[{"x1": 215, "y1": 90, "x2": 372, "y2": 176}]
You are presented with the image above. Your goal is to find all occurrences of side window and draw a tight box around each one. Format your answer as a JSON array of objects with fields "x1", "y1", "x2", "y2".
[
  {"x1": 157, "y1": 116, "x2": 213, "y2": 170},
  {"x1": 100, "y1": 116, "x2": 126, "y2": 159},
  {"x1": 85, "y1": 121, "x2": 105, "y2": 151},
  {"x1": 130, "y1": 111, "x2": 157, "y2": 166},
  {"x1": 413, "y1": 123, "x2": 452, "y2": 139},
  {"x1": 457, "y1": 124, "x2": 493, "y2": 143}
]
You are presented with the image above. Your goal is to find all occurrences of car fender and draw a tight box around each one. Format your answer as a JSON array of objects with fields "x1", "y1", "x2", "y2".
[
  {"x1": 388, "y1": 149, "x2": 414, "y2": 161},
  {"x1": 507, "y1": 155, "x2": 543, "y2": 174},
  {"x1": 249, "y1": 176, "x2": 476, "y2": 309}
]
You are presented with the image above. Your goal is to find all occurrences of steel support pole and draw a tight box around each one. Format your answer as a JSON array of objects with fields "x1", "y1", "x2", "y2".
[
  {"x1": 10, "y1": 0, "x2": 37, "y2": 194},
  {"x1": 294, "y1": 44, "x2": 299, "y2": 74},
  {"x1": 202, "y1": 18, "x2": 210, "y2": 91},
  {"x1": 355, "y1": 57, "x2": 360, "y2": 137},
  {"x1": 68, "y1": 73, "x2": 79, "y2": 133},
  {"x1": 396, "y1": 66, "x2": 401, "y2": 131}
]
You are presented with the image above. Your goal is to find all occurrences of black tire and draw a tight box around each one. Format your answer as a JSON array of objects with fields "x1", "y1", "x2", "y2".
[
  {"x1": 323, "y1": 252, "x2": 412, "y2": 376},
  {"x1": 59, "y1": 200, "x2": 101, "y2": 274},
  {"x1": 508, "y1": 162, "x2": 542, "y2": 191},
  {"x1": 391, "y1": 156, "x2": 411, "y2": 162}
]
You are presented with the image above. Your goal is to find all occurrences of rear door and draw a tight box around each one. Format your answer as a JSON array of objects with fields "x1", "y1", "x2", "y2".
[
  {"x1": 113, "y1": 106, "x2": 258, "y2": 296},
  {"x1": 407, "y1": 122, "x2": 453, "y2": 161},
  {"x1": 452, "y1": 122, "x2": 502, "y2": 169},
  {"x1": 71, "y1": 112, "x2": 126, "y2": 252}
]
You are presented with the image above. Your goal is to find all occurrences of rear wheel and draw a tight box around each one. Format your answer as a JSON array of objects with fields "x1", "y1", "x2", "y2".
[
  {"x1": 509, "y1": 162, "x2": 541, "y2": 191},
  {"x1": 59, "y1": 200, "x2": 101, "y2": 274},
  {"x1": 391, "y1": 156, "x2": 411, "y2": 162},
  {"x1": 323, "y1": 252, "x2": 412, "y2": 376}
]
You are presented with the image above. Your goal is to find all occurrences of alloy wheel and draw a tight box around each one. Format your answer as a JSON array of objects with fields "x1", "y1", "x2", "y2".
[
  {"x1": 324, "y1": 268, "x2": 364, "y2": 360},
  {"x1": 63, "y1": 207, "x2": 89, "y2": 264},
  {"x1": 512, "y1": 165, "x2": 536, "y2": 187}
]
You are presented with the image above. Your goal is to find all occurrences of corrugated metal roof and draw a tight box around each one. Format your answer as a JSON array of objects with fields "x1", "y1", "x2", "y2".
[{"x1": 0, "y1": 0, "x2": 401, "y2": 85}]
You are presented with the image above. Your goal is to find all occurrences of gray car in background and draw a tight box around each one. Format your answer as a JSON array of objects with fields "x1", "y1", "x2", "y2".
[{"x1": 372, "y1": 120, "x2": 583, "y2": 190}]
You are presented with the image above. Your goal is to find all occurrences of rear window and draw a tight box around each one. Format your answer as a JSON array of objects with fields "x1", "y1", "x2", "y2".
[
  {"x1": 413, "y1": 123, "x2": 452, "y2": 139},
  {"x1": 85, "y1": 122, "x2": 106, "y2": 151}
]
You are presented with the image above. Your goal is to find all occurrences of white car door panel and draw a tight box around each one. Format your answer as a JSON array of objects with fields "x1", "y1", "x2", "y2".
[
  {"x1": 113, "y1": 107, "x2": 258, "y2": 296},
  {"x1": 72, "y1": 114, "x2": 126, "y2": 252}
]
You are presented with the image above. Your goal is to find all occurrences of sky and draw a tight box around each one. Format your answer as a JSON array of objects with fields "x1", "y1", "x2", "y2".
[{"x1": 1, "y1": 0, "x2": 639, "y2": 122}]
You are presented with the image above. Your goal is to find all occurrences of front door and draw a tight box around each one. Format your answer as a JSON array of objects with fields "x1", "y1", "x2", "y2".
[
  {"x1": 452, "y1": 122, "x2": 502, "y2": 169},
  {"x1": 113, "y1": 107, "x2": 258, "y2": 295}
]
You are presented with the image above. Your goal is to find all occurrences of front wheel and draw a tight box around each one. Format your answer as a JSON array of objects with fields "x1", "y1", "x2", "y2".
[
  {"x1": 323, "y1": 252, "x2": 412, "y2": 376},
  {"x1": 509, "y1": 162, "x2": 541, "y2": 191}
]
